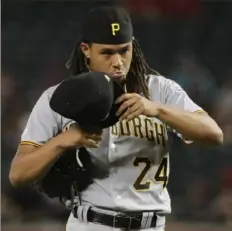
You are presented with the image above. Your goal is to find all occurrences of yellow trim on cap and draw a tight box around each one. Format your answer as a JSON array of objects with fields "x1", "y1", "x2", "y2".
[{"x1": 20, "y1": 141, "x2": 41, "y2": 148}]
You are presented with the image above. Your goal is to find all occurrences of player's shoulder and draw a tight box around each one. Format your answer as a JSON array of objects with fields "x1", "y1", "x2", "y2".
[
  {"x1": 42, "y1": 84, "x2": 60, "y2": 100},
  {"x1": 32, "y1": 83, "x2": 60, "y2": 110},
  {"x1": 147, "y1": 74, "x2": 184, "y2": 97},
  {"x1": 147, "y1": 74, "x2": 178, "y2": 89},
  {"x1": 147, "y1": 74, "x2": 184, "y2": 103},
  {"x1": 31, "y1": 83, "x2": 63, "y2": 121}
]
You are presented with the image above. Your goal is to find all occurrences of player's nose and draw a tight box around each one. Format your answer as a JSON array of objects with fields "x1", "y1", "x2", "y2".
[{"x1": 111, "y1": 54, "x2": 123, "y2": 69}]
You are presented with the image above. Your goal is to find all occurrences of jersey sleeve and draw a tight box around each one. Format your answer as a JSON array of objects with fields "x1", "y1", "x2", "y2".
[
  {"x1": 20, "y1": 89, "x2": 61, "y2": 147},
  {"x1": 163, "y1": 78, "x2": 204, "y2": 143},
  {"x1": 164, "y1": 79, "x2": 203, "y2": 112}
]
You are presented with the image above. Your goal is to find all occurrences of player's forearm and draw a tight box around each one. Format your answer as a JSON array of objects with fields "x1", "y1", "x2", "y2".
[
  {"x1": 9, "y1": 138, "x2": 65, "y2": 187},
  {"x1": 156, "y1": 104, "x2": 223, "y2": 145}
]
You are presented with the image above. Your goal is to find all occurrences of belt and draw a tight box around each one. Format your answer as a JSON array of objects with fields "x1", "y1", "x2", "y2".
[{"x1": 74, "y1": 207, "x2": 158, "y2": 230}]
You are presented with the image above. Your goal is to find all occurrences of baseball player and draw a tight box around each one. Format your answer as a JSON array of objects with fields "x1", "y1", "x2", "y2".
[{"x1": 9, "y1": 6, "x2": 223, "y2": 231}]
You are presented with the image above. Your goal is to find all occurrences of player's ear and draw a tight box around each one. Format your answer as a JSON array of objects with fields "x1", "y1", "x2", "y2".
[{"x1": 80, "y1": 42, "x2": 90, "y2": 59}]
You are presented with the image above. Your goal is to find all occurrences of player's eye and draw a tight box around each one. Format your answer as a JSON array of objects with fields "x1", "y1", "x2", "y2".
[
  {"x1": 119, "y1": 47, "x2": 129, "y2": 55},
  {"x1": 100, "y1": 50, "x2": 115, "y2": 55}
]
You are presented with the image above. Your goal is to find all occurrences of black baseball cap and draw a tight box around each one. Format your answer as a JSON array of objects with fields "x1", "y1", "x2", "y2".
[
  {"x1": 50, "y1": 72, "x2": 125, "y2": 132},
  {"x1": 81, "y1": 6, "x2": 133, "y2": 44}
]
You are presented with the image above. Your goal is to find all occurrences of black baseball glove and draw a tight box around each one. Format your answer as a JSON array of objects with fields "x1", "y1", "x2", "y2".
[{"x1": 38, "y1": 147, "x2": 108, "y2": 200}]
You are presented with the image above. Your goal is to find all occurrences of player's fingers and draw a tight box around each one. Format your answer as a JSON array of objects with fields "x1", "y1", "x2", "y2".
[
  {"x1": 116, "y1": 97, "x2": 137, "y2": 116},
  {"x1": 119, "y1": 103, "x2": 141, "y2": 121},
  {"x1": 125, "y1": 108, "x2": 143, "y2": 122},
  {"x1": 83, "y1": 138, "x2": 99, "y2": 148},
  {"x1": 115, "y1": 93, "x2": 134, "y2": 104},
  {"x1": 119, "y1": 109, "x2": 130, "y2": 121},
  {"x1": 86, "y1": 134, "x2": 102, "y2": 142}
]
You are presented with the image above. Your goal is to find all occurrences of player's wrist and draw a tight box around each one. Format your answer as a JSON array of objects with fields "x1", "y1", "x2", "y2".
[
  {"x1": 147, "y1": 101, "x2": 162, "y2": 118},
  {"x1": 156, "y1": 103, "x2": 164, "y2": 118},
  {"x1": 49, "y1": 135, "x2": 69, "y2": 151},
  {"x1": 53, "y1": 132, "x2": 79, "y2": 150}
]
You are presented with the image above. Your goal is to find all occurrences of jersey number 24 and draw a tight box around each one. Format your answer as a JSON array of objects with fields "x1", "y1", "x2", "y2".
[{"x1": 133, "y1": 156, "x2": 169, "y2": 191}]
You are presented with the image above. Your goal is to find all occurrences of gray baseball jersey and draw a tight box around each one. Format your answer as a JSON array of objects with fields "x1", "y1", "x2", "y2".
[{"x1": 21, "y1": 75, "x2": 202, "y2": 229}]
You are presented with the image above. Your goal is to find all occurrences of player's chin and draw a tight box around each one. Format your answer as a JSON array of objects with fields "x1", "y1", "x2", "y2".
[
  {"x1": 109, "y1": 75, "x2": 125, "y2": 84},
  {"x1": 114, "y1": 75, "x2": 126, "y2": 82}
]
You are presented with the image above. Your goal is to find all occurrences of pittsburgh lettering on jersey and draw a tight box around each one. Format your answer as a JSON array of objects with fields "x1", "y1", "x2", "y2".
[{"x1": 111, "y1": 116, "x2": 167, "y2": 147}]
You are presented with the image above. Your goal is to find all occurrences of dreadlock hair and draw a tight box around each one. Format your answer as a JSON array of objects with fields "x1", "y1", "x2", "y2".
[{"x1": 66, "y1": 38, "x2": 160, "y2": 99}]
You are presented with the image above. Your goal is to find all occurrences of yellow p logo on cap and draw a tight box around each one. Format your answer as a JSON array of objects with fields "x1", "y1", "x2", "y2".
[{"x1": 111, "y1": 23, "x2": 120, "y2": 36}]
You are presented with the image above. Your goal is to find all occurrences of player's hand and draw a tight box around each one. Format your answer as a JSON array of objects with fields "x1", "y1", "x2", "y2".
[
  {"x1": 57, "y1": 123, "x2": 102, "y2": 149},
  {"x1": 115, "y1": 93, "x2": 160, "y2": 121}
]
